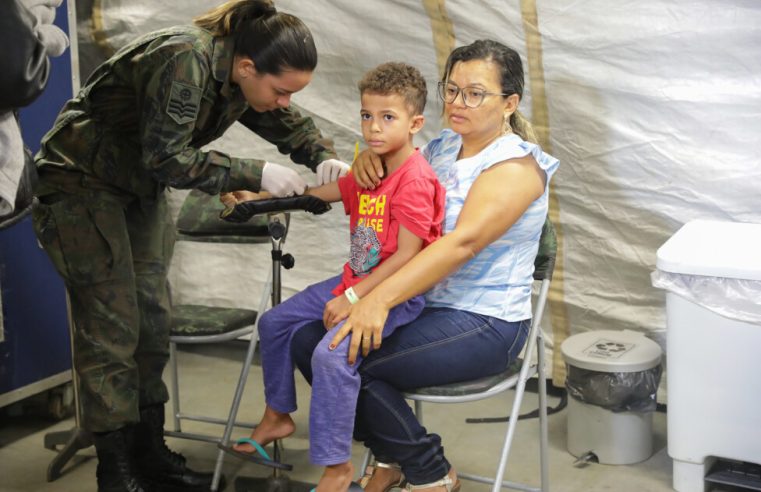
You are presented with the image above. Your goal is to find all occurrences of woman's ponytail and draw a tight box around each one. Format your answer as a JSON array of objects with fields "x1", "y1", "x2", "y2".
[
  {"x1": 194, "y1": 0, "x2": 276, "y2": 37},
  {"x1": 510, "y1": 110, "x2": 538, "y2": 144},
  {"x1": 195, "y1": 0, "x2": 316, "y2": 76}
]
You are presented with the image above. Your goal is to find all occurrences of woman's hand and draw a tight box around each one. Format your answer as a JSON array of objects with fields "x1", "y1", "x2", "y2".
[
  {"x1": 329, "y1": 294, "x2": 390, "y2": 364},
  {"x1": 352, "y1": 149, "x2": 385, "y2": 189},
  {"x1": 323, "y1": 294, "x2": 352, "y2": 329}
]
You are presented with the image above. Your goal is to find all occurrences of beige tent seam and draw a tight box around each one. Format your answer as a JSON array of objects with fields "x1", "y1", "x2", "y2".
[
  {"x1": 521, "y1": 0, "x2": 570, "y2": 387},
  {"x1": 91, "y1": 0, "x2": 116, "y2": 58},
  {"x1": 422, "y1": 0, "x2": 455, "y2": 130},
  {"x1": 422, "y1": 0, "x2": 456, "y2": 78}
]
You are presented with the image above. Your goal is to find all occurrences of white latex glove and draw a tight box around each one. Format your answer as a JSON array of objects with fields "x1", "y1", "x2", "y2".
[
  {"x1": 260, "y1": 161, "x2": 307, "y2": 197},
  {"x1": 22, "y1": 0, "x2": 69, "y2": 57},
  {"x1": 315, "y1": 158, "x2": 351, "y2": 186}
]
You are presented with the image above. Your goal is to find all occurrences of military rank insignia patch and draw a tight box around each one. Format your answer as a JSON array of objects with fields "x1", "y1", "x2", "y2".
[{"x1": 166, "y1": 82, "x2": 202, "y2": 125}]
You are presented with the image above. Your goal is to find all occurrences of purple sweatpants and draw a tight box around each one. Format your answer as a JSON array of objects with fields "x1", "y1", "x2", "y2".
[{"x1": 257, "y1": 274, "x2": 425, "y2": 465}]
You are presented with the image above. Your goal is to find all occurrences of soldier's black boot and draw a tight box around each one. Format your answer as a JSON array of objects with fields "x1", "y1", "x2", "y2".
[
  {"x1": 93, "y1": 426, "x2": 154, "y2": 492},
  {"x1": 134, "y1": 404, "x2": 224, "y2": 491}
]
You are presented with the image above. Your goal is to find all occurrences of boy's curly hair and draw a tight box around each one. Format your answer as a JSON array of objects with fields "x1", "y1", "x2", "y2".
[{"x1": 358, "y1": 62, "x2": 427, "y2": 115}]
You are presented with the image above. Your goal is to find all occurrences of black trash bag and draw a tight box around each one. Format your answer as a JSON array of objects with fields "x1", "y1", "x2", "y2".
[{"x1": 565, "y1": 364, "x2": 662, "y2": 413}]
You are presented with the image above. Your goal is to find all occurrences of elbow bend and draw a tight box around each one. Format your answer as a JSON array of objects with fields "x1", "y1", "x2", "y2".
[
  {"x1": 455, "y1": 239, "x2": 481, "y2": 263},
  {"x1": 147, "y1": 166, "x2": 196, "y2": 191},
  {"x1": 442, "y1": 229, "x2": 485, "y2": 265},
  {"x1": 463, "y1": 243, "x2": 480, "y2": 261}
]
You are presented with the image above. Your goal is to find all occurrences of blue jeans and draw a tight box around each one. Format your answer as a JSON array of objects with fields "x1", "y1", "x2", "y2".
[
  {"x1": 257, "y1": 274, "x2": 425, "y2": 465},
  {"x1": 290, "y1": 307, "x2": 529, "y2": 485}
]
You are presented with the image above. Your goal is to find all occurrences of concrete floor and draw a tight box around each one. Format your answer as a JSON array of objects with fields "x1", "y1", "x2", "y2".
[{"x1": 0, "y1": 342, "x2": 735, "y2": 492}]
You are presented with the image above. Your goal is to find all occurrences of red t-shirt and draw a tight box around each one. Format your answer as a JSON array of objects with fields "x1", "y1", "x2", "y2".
[{"x1": 332, "y1": 150, "x2": 445, "y2": 296}]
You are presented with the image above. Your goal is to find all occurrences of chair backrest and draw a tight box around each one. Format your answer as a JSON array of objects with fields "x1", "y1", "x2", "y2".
[
  {"x1": 175, "y1": 189, "x2": 281, "y2": 243},
  {"x1": 533, "y1": 216, "x2": 557, "y2": 282}
]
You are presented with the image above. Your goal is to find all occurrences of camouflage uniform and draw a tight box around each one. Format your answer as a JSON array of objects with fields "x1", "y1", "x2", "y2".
[{"x1": 32, "y1": 25, "x2": 336, "y2": 432}]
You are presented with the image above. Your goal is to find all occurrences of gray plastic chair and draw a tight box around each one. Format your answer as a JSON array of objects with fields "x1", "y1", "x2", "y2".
[
  {"x1": 361, "y1": 218, "x2": 557, "y2": 492},
  {"x1": 166, "y1": 189, "x2": 286, "y2": 444}
]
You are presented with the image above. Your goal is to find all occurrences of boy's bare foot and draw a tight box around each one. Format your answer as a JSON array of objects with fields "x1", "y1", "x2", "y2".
[
  {"x1": 315, "y1": 462, "x2": 355, "y2": 492},
  {"x1": 232, "y1": 406, "x2": 295, "y2": 454}
]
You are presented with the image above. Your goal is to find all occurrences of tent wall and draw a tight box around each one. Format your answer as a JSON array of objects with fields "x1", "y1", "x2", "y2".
[{"x1": 72, "y1": 0, "x2": 761, "y2": 386}]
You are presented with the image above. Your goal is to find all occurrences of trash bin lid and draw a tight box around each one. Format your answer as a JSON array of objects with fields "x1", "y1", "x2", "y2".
[
  {"x1": 561, "y1": 330, "x2": 662, "y2": 372},
  {"x1": 656, "y1": 220, "x2": 761, "y2": 281}
]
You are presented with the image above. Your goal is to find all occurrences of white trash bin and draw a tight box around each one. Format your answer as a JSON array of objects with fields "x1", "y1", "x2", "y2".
[
  {"x1": 561, "y1": 329, "x2": 662, "y2": 465},
  {"x1": 654, "y1": 219, "x2": 761, "y2": 492}
]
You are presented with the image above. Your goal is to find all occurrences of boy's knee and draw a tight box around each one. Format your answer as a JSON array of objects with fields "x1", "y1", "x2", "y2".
[
  {"x1": 257, "y1": 310, "x2": 278, "y2": 339},
  {"x1": 311, "y1": 341, "x2": 351, "y2": 374}
]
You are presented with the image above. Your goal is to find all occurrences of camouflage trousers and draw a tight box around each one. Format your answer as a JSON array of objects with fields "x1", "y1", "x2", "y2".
[{"x1": 33, "y1": 190, "x2": 175, "y2": 432}]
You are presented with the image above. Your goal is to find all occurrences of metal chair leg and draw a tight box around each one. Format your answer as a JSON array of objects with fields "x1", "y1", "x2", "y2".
[
  {"x1": 537, "y1": 333, "x2": 549, "y2": 492},
  {"x1": 44, "y1": 426, "x2": 93, "y2": 482},
  {"x1": 170, "y1": 341, "x2": 181, "y2": 433},
  {"x1": 211, "y1": 264, "x2": 272, "y2": 491},
  {"x1": 359, "y1": 449, "x2": 373, "y2": 478},
  {"x1": 414, "y1": 400, "x2": 424, "y2": 425},
  {"x1": 211, "y1": 318, "x2": 262, "y2": 491},
  {"x1": 212, "y1": 221, "x2": 314, "y2": 491}
]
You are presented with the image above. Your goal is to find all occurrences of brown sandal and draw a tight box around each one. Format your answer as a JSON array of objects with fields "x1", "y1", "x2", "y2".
[{"x1": 358, "y1": 461, "x2": 407, "y2": 491}]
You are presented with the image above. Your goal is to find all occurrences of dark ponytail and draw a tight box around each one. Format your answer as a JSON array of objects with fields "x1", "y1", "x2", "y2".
[
  {"x1": 194, "y1": 0, "x2": 317, "y2": 75},
  {"x1": 194, "y1": 0, "x2": 275, "y2": 36}
]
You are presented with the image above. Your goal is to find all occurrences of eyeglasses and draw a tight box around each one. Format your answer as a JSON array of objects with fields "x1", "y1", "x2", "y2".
[{"x1": 437, "y1": 81, "x2": 509, "y2": 108}]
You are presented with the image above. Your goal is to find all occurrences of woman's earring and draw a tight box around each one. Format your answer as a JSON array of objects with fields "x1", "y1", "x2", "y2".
[{"x1": 503, "y1": 113, "x2": 512, "y2": 134}]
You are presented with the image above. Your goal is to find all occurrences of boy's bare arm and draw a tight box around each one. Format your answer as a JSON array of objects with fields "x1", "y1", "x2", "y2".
[
  {"x1": 304, "y1": 181, "x2": 342, "y2": 203},
  {"x1": 221, "y1": 181, "x2": 341, "y2": 206},
  {"x1": 322, "y1": 224, "x2": 424, "y2": 328}
]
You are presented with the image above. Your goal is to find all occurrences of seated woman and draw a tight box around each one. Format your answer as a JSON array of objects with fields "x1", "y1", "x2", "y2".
[{"x1": 291, "y1": 39, "x2": 559, "y2": 492}]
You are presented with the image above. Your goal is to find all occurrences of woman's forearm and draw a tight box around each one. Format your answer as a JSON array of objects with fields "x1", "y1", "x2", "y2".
[
  {"x1": 367, "y1": 228, "x2": 477, "y2": 309},
  {"x1": 350, "y1": 245, "x2": 419, "y2": 299}
]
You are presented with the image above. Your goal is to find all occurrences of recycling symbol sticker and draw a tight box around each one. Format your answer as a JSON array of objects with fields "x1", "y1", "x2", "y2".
[{"x1": 582, "y1": 338, "x2": 634, "y2": 359}]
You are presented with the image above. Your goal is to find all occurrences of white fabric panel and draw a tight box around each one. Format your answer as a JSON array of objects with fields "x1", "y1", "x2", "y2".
[
  {"x1": 537, "y1": 1, "x2": 761, "y2": 352},
  {"x1": 85, "y1": 1, "x2": 761, "y2": 374}
]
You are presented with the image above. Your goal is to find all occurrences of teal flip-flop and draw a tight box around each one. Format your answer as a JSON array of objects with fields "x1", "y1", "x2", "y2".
[
  {"x1": 234, "y1": 438, "x2": 271, "y2": 460},
  {"x1": 217, "y1": 438, "x2": 293, "y2": 471}
]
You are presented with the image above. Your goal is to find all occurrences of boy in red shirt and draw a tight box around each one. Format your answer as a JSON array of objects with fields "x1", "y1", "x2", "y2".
[{"x1": 226, "y1": 62, "x2": 444, "y2": 491}]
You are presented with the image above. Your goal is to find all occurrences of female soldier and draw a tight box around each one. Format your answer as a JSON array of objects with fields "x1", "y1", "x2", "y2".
[{"x1": 32, "y1": 1, "x2": 348, "y2": 491}]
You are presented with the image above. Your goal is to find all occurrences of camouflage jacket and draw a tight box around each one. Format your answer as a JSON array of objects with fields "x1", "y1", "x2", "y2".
[{"x1": 35, "y1": 25, "x2": 336, "y2": 200}]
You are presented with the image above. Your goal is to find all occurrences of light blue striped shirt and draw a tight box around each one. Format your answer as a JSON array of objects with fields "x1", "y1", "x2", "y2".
[{"x1": 422, "y1": 129, "x2": 559, "y2": 321}]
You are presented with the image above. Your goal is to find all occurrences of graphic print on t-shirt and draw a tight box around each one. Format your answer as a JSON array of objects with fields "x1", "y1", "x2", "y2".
[
  {"x1": 349, "y1": 191, "x2": 388, "y2": 276},
  {"x1": 349, "y1": 224, "x2": 382, "y2": 275}
]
